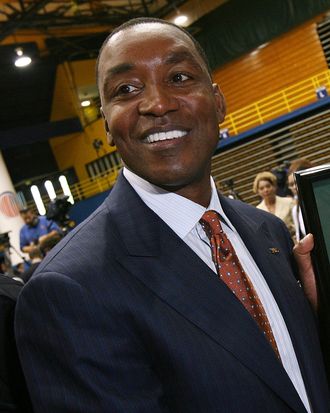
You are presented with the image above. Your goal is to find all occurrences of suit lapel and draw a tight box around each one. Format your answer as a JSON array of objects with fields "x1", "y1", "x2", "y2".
[
  {"x1": 221, "y1": 195, "x2": 326, "y2": 411},
  {"x1": 106, "y1": 175, "x2": 307, "y2": 412},
  {"x1": 220, "y1": 194, "x2": 312, "y2": 357}
]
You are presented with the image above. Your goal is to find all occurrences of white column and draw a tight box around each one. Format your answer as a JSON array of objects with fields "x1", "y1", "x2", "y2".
[{"x1": 0, "y1": 151, "x2": 25, "y2": 265}]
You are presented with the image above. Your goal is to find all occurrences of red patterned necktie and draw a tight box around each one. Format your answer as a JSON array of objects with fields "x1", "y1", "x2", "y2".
[{"x1": 200, "y1": 210, "x2": 280, "y2": 359}]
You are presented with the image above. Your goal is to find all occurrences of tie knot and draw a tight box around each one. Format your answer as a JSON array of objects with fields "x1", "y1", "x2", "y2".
[{"x1": 199, "y1": 210, "x2": 223, "y2": 237}]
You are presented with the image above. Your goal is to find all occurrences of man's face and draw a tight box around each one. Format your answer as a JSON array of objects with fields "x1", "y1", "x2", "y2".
[
  {"x1": 98, "y1": 23, "x2": 225, "y2": 194},
  {"x1": 21, "y1": 210, "x2": 37, "y2": 226}
]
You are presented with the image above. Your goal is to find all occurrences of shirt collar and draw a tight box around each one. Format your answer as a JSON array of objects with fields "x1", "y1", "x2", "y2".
[{"x1": 123, "y1": 167, "x2": 233, "y2": 239}]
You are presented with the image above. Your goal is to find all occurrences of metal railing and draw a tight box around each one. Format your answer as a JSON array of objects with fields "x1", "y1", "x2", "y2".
[
  {"x1": 26, "y1": 165, "x2": 122, "y2": 211},
  {"x1": 221, "y1": 69, "x2": 330, "y2": 136},
  {"x1": 70, "y1": 166, "x2": 121, "y2": 202}
]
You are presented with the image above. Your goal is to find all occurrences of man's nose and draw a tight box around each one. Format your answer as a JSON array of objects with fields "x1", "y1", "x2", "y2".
[{"x1": 138, "y1": 84, "x2": 178, "y2": 116}]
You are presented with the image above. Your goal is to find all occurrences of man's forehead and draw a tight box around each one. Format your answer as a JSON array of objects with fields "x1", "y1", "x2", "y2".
[
  {"x1": 109, "y1": 22, "x2": 191, "y2": 46},
  {"x1": 97, "y1": 22, "x2": 212, "y2": 89},
  {"x1": 98, "y1": 23, "x2": 203, "y2": 77},
  {"x1": 99, "y1": 24, "x2": 198, "y2": 65}
]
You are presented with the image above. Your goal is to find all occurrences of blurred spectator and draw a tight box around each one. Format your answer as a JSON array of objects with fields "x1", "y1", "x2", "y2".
[
  {"x1": 0, "y1": 274, "x2": 33, "y2": 412},
  {"x1": 0, "y1": 257, "x2": 11, "y2": 277},
  {"x1": 21, "y1": 232, "x2": 63, "y2": 284},
  {"x1": 39, "y1": 232, "x2": 62, "y2": 256},
  {"x1": 253, "y1": 171, "x2": 295, "y2": 238},
  {"x1": 20, "y1": 248, "x2": 43, "y2": 284},
  {"x1": 19, "y1": 207, "x2": 61, "y2": 255},
  {"x1": 271, "y1": 161, "x2": 292, "y2": 197},
  {"x1": 0, "y1": 257, "x2": 24, "y2": 284},
  {"x1": 13, "y1": 262, "x2": 25, "y2": 276},
  {"x1": 287, "y1": 158, "x2": 313, "y2": 243}
]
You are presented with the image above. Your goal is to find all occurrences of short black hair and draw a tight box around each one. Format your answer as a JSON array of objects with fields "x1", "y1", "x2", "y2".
[
  {"x1": 19, "y1": 207, "x2": 32, "y2": 214},
  {"x1": 95, "y1": 17, "x2": 212, "y2": 93}
]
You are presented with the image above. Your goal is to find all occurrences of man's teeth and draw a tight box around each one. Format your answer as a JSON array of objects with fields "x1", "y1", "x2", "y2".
[{"x1": 146, "y1": 130, "x2": 187, "y2": 143}]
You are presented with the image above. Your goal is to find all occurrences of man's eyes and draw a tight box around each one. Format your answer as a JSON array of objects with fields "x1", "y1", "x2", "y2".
[
  {"x1": 115, "y1": 84, "x2": 138, "y2": 95},
  {"x1": 110, "y1": 72, "x2": 192, "y2": 98},
  {"x1": 172, "y1": 73, "x2": 190, "y2": 83}
]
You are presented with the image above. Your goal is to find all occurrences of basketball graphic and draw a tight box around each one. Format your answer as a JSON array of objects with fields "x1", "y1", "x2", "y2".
[{"x1": 0, "y1": 191, "x2": 20, "y2": 217}]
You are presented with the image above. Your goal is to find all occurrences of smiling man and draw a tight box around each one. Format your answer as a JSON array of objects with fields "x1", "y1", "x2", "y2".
[
  {"x1": 98, "y1": 21, "x2": 225, "y2": 207},
  {"x1": 15, "y1": 18, "x2": 329, "y2": 413}
]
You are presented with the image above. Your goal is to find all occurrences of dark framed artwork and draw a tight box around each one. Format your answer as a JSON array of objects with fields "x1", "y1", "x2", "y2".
[{"x1": 294, "y1": 164, "x2": 330, "y2": 381}]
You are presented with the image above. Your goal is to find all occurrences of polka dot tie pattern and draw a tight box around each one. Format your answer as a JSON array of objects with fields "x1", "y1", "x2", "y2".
[{"x1": 200, "y1": 210, "x2": 280, "y2": 360}]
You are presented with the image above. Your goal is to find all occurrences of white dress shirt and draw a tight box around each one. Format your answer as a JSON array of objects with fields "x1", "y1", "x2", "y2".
[
  {"x1": 292, "y1": 203, "x2": 306, "y2": 242},
  {"x1": 123, "y1": 167, "x2": 311, "y2": 412}
]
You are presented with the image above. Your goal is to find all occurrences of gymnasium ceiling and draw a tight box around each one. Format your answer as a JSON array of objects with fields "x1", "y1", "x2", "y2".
[
  {"x1": 0, "y1": 0, "x2": 189, "y2": 35},
  {"x1": 2, "y1": 0, "x2": 328, "y2": 148},
  {"x1": 0, "y1": 0, "x2": 229, "y2": 136}
]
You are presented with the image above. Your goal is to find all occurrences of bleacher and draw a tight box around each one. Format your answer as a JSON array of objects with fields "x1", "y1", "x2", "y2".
[{"x1": 212, "y1": 104, "x2": 330, "y2": 205}]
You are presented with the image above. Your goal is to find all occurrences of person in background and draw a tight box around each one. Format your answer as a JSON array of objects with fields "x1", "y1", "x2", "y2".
[
  {"x1": 15, "y1": 18, "x2": 329, "y2": 413},
  {"x1": 0, "y1": 274, "x2": 33, "y2": 412},
  {"x1": 21, "y1": 232, "x2": 63, "y2": 284},
  {"x1": 253, "y1": 171, "x2": 296, "y2": 239},
  {"x1": 19, "y1": 207, "x2": 61, "y2": 255},
  {"x1": 13, "y1": 262, "x2": 25, "y2": 276},
  {"x1": 20, "y1": 248, "x2": 43, "y2": 284},
  {"x1": 287, "y1": 158, "x2": 313, "y2": 243},
  {"x1": 0, "y1": 257, "x2": 11, "y2": 277},
  {"x1": 271, "y1": 162, "x2": 292, "y2": 197}
]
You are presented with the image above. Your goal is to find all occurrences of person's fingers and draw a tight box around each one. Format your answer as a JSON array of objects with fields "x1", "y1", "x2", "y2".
[
  {"x1": 293, "y1": 234, "x2": 317, "y2": 311},
  {"x1": 294, "y1": 233, "x2": 314, "y2": 255}
]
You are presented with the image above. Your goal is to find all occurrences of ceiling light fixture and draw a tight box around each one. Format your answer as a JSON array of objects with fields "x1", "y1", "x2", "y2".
[
  {"x1": 258, "y1": 42, "x2": 269, "y2": 50},
  {"x1": 59, "y1": 175, "x2": 74, "y2": 204},
  {"x1": 81, "y1": 99, "x2": 91, "y2": 107},
  {"x1": 44, "y1": 180, "x2": 57, "y2": 201},
  {"x1": 14, "y1": 47, "x2": 32, "y2": 68},
  {"x1": 30, "y1": 185, "x2": 46, "y2": 215},
  {"x1": 174, "y1": 15, "x2": 188, "y2": 26}
]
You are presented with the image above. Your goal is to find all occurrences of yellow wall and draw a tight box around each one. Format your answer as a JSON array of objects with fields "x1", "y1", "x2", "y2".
[
  {"x1": 49, "y1": 118, "x2": 116, "y2": 182},
  {"x1": 51, "y1": 64, "x2": 78, "y2": 121},
  {"x1": 51, "y1": 60, "x2": 98, "y2": 123},
  {"x1": 70, "y1": 59, "x2": 97, "y2": 86},
  {"x1": 50, "y1": 57, "x2": 114, "y2": 183},
  {"x1": 213, "y1": 17, "x2": 328, "y2": 113}
]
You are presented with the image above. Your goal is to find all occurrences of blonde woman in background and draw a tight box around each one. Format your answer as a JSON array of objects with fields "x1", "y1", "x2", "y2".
[{"x1": 253, "y1": 171, "x2": 295, "y2": 239}]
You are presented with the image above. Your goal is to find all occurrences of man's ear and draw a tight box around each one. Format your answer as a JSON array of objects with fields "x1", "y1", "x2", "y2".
[
  {"x1": 212, "y1": 84, "x2": 226, "y2": 124},
  {"x1": 100, "y1": 107, "x2": 115, "y2": 146}
]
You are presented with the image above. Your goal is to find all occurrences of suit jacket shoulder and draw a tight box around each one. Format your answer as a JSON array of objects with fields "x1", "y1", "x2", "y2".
[{"x1": 15, "y1": 174, "x2": 330, "y2": 413}]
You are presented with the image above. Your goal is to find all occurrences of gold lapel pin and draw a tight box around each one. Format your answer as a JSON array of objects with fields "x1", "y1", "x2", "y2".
[{"x1": 269, "y1": 247, "x2": 280, "y2": 254}]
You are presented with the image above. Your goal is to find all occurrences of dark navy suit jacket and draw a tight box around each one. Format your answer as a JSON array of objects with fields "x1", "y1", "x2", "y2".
[{"x1": 15, "y1": 173, "x2": 330, "y2": 412}]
